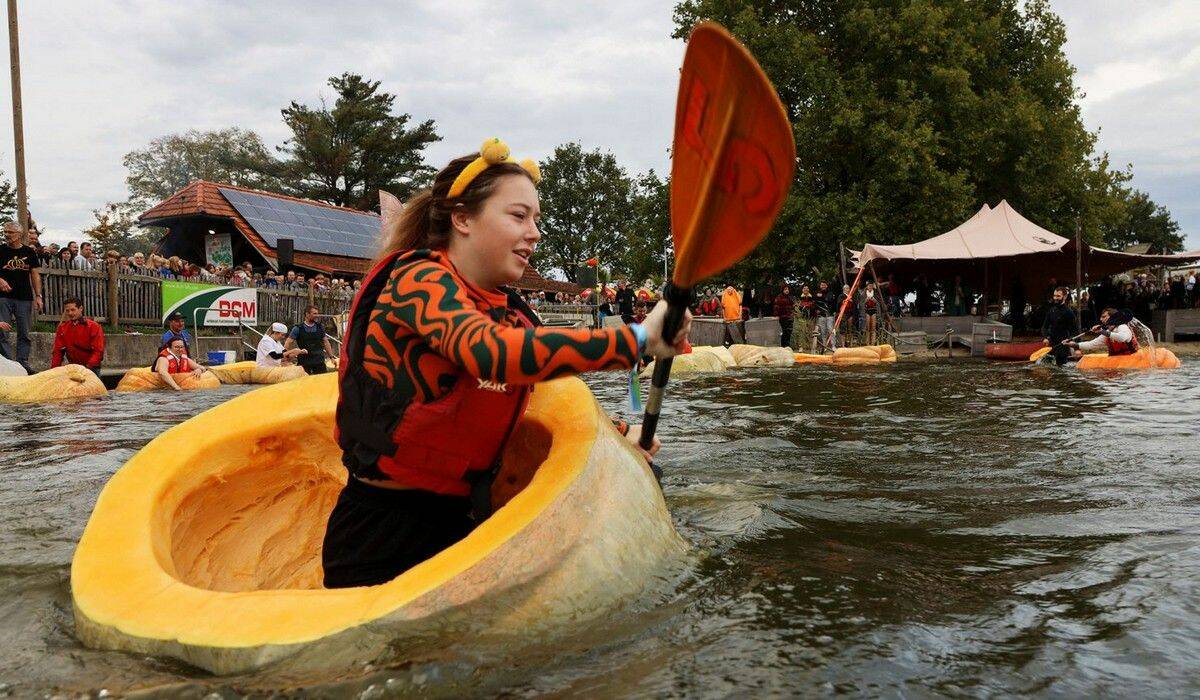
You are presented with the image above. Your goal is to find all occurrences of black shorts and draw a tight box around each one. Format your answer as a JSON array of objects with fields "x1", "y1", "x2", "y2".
[
  {"x1": 322, "y1": 477, "x2": 475, "y2": 588},
  {"x1": 301, "y1": 361, "x2": 327, "y2": 375}
]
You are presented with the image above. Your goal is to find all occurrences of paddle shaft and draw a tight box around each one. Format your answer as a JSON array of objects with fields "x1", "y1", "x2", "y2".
[{"x1": 638, "y1": 283, "x2": 692, "y2": 451}]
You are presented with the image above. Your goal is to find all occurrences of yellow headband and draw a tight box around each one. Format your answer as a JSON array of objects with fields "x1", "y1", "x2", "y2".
[{"x1": 447, "y1": 138, "x2": 541, "y2": 198}]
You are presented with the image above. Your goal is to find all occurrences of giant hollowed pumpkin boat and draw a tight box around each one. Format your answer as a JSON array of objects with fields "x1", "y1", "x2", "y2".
[{"x1": 71, "y1": 373, "x2": 687, "y2": 674}]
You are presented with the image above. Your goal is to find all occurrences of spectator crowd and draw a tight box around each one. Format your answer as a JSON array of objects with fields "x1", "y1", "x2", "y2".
[{"x1": 28, "y1": 235, "x2": 362, "y2": 299}]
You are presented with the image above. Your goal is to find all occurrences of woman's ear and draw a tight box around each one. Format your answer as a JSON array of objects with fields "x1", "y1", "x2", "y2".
[{"x1": 449, "y1": 208, "x2": 472, "y2": 237}]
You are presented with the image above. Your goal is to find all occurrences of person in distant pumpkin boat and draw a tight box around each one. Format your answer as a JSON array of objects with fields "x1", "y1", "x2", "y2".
[
  {"x1": 1062, "y1": 307, "x2": 1138, "y2": 359},
  {"x1": 324, "y1": 139, "x2": 692, "y2": 589}
]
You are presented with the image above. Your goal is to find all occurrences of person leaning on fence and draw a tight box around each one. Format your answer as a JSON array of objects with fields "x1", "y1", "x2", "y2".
[
  {"x1": 257, "y1": 321, "x2": 306, "y2": 368},
  {"x1": 50, "y1": 297, "x2": 105, "y2": 377},
  {"x1": 0, "y1": 221, "x2": 43, "y2": 372},
  {"x1": 286, "y1": 305, "x2": 336, "y2": 375}
]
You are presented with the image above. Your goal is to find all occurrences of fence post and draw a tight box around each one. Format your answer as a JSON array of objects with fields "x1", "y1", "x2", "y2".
[{"x1": 106, "y1": 263, "x2": 120, "y2": 330}]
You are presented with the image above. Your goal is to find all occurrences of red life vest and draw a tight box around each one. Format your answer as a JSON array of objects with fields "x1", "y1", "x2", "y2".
[
  {"x1": 335, "y1": 249, "x2": 534, "y2": 497},
  {"x1": 1105, "y1": 327, "x2": 1139, "y2": 356},
  {"x1": 155, "y1": 349, "x2": 186, "y2": 373}
]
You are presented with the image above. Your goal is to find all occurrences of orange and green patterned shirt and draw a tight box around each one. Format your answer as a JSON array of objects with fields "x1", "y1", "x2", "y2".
[{"x1": 362, "y1": 249, "x2": 640, "y2": 402}]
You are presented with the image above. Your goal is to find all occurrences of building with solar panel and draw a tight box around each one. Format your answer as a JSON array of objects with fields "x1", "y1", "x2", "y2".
[
  {"x1": 138, "y1": 180, "x2": 378, "y2": 278},
  {"x1": 136, "y1": 180, "x2": 581, "y2": 295}
]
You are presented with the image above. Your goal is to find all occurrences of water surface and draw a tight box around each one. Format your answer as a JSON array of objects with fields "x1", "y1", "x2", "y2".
[{"x1": 2, "y1": 360, "x2": 1199, "y2": 697}]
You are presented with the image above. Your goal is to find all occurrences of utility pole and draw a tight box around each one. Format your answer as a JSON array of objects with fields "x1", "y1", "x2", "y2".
[{"x1": 7, "y1": 0, "x2": 28, "y2": 236}]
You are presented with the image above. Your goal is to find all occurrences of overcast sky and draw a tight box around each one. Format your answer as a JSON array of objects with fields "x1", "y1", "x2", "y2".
[{"x1": 0, "y1": 0, "x2": 1195, "y2": 251}]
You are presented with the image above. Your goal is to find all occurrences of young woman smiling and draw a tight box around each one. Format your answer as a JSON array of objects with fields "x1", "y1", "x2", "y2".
[{"x1": 324, "y1": 139, "x2": 691, "y2": 588}]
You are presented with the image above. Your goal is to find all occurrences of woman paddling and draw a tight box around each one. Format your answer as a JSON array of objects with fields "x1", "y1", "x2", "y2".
[{"x1": 324, "y1": 139, "x2": 692, "y2": 589}]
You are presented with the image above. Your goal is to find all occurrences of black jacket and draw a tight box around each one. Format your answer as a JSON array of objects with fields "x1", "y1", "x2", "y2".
[
  {"x1": 1041, "y1": 302, "x2": 1078, "y2": 343},
  {"x1": 815, "y1": 288, "x2": 838, "y2": 316}
]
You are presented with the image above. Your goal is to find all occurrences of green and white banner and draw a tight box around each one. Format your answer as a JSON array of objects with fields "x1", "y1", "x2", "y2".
[{"x1": 162, "y1": 280, "x2": 258, "y2": 327}]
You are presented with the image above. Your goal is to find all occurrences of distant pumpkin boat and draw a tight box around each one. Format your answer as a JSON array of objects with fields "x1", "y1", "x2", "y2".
[{"x1": 71, "y1": 374, "x2": 687, "y2": 674}]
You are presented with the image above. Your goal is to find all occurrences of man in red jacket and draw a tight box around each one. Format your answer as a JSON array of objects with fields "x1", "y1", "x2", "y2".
[{"x1": 51, "y1": 297, "x2": 105, "y2": 376}]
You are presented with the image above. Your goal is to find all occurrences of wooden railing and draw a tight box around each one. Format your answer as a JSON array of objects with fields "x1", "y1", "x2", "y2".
[
  {"x1": 535, "y1": 303, "x2": 598, "y2": 328},
  {"x1": 37, "y1": 262, "x2": 352, "y2": 327}
]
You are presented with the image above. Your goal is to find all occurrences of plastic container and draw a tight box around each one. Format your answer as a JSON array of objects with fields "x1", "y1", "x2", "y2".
[
  {"x1": 224, "y1": 351, "x2": 236, "y2": 364},
  {"x1": 206, "y1": 351, "x2": 226, "y2": 366}
]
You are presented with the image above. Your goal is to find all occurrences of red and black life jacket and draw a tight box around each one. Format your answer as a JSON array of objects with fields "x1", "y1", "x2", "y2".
[
  {"x1": 1105, "y1": 326, "x2": 1139, "y2": 356},
  {"x1": 335, "y1": 249, "x2": 537, "y2": 497},
  {"x1": 154, "y1": 349, "x2": 186, "y2": 373}
]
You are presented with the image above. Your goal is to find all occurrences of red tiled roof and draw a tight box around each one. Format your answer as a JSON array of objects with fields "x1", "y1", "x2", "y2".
[
  {"x1": 139, "y1": 180, "x2": 376, "y2": 275},
  {"x1": 139, "y1": 180, "x2": 571, "y2": 282},
  {"x1": 516, "y1": 266, "x2": 581, "y2": 295}
]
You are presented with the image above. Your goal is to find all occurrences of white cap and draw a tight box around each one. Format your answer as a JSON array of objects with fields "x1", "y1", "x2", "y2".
[{"x1": 270, "y1": 322, "x2": 288, "y2": 333}]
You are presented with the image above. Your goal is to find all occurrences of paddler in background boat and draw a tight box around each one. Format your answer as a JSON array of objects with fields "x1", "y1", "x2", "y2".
[
  {"x1": 154, "y1": 337, "x2": 210, "y2": 391},
  {"x1": 325, "y1": 139, "x2": 692, "y2": 589},
  {"x1": 1062, "y1": 307, "x2": 1138, "y2": 359},
  {"x1": 1041, "y1": 286, "x2": 1079, "y2": 366}
]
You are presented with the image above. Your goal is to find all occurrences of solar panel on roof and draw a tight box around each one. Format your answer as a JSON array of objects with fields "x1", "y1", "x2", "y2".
[{"x1": 219, "y1": 187, "x2": 380, "y2": 260}]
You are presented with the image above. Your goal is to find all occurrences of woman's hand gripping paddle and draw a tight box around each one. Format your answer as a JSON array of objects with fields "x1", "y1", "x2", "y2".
[{"x1": 637, "y1": 22, "x2": 796, "y2": 458}]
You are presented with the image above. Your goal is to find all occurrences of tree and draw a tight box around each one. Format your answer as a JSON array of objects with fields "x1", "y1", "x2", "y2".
[
  {"x1": 1101, "y1": 188, "x2": 1184, "y2": 254},
  {"x1": 534, "y1": 143, "x2": 634, "y2": 283},
  {"x1": 671, "y1": 0, "x2": 1176, "y2": 281},
  {"x1": 0, "y1": 171, "x2": 15, "y2": 223},
  {"x1": 123, "y1": 128, "x2": 279, "y2": 209},
  {"x1": 272, "y1": 73, "x2": 441, "y2": 210},
  {"x1": 82, "y1": 201, "x2": 163, "y2": 254},
  {"x1": 621, "y1": 170, "x2": 671, "y2": 285}
]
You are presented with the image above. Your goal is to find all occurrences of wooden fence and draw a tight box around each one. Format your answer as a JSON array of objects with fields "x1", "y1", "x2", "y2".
[{"x1": 37, "y1": 263, "x2": 352, "y2": 328}]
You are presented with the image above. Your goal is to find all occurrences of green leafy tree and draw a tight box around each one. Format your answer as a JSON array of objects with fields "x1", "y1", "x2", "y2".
[
  {"x1": 0, "y1": 171, "x2": 15, "y2": 223},
  {"x1": 535, "y1": 143, "x2": 634, "y2": 283},
  {"x1": 1101, "y1": 188, "x2": 1184, "y2": 254},
  {"x1": 83, "y1": 201, "x2": 163, "y2": 254},
  {"x1": 273, "y1": 73, "x2": 440, "y2": 210},
  {"x1": 123, "y1": 128, "x2": 279, "y2": 209},
  {"x1": 671, "y1": 0, "x2": 1175, "y2": 282},
  {"x1": 621, "y1": 170, "x2": 671, "y2": 285}
]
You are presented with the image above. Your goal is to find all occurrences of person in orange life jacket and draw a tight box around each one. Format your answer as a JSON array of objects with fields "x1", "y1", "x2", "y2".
[
  {"x1": 323, "y1": 139, "x2": 692, "y2": 589},
  {"x1": 50, "y1": 297, "x2": 105, "y2": 376},
  {"x1": 1063, "y1": 308, "x2": 1138, "y2": 358},
  {"x1": 154, "y1": 337, "x2": 209, "y2": 391}
]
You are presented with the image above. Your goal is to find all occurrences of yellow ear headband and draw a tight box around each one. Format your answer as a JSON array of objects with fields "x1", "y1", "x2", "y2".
[{"x1": 447, "y1": 138, "x2": 541, "y2": 199}]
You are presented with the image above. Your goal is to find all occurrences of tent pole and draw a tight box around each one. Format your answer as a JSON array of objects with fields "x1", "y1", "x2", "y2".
[
  {"x1": 982, "y1": 261, "x2": 989, "y2": 320},
  {"x1": 867, "y1": 260, "x2": 894, "y2": 333},
  {"x1": 838, "y1": 241, "x2": 848, "y2": 288},
  {"x1": 1075, "y1": 219, "x2": 1083, "y2": 316},
  {"x1": 998, "y1": 268, "x2": 1004, "y2": 325}
]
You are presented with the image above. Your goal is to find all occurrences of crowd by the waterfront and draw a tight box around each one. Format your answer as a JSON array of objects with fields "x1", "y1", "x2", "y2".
[{"x1": 26, "y1": 235, "x2": 362, "y2": 298}]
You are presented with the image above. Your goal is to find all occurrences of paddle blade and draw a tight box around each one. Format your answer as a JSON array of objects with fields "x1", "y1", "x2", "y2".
[{"x1": 671, "y1": 22, "x2": 796, "y2": 288}]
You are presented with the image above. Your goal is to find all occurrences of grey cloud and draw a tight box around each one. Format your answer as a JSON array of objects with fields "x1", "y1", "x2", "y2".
[{"x1": 0, "y1": 1, "x2": 1193, "y2": 252}]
